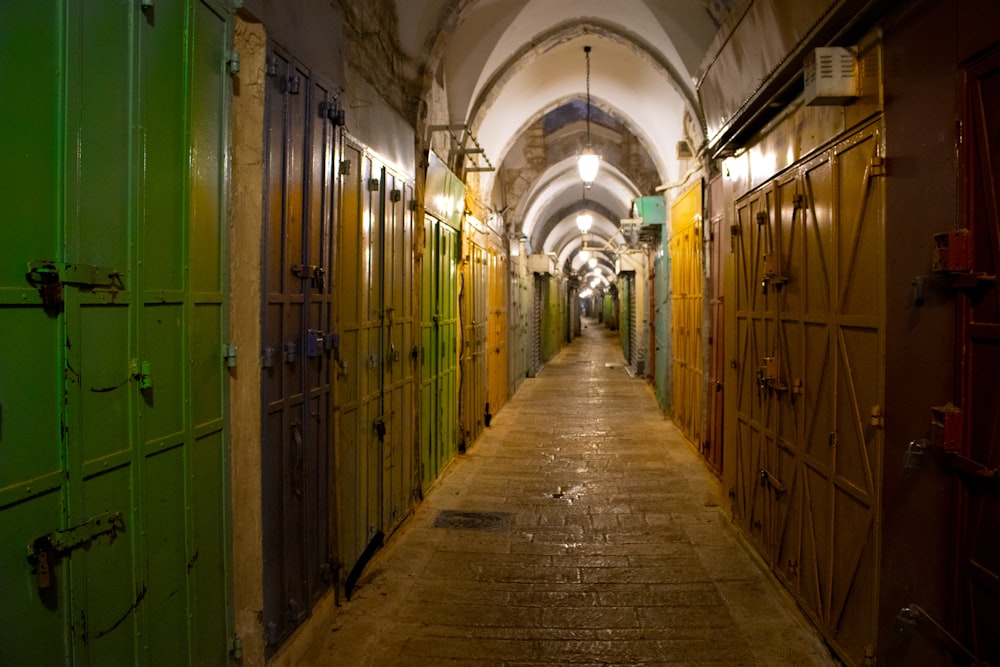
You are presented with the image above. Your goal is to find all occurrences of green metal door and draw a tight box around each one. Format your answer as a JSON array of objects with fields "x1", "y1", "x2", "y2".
[
  {"x1": 0, "y1": 1, "x2": 232, "y2": 664},
  {"x1": 419, "y1": 215, "x2": 459, "y2": 490}
]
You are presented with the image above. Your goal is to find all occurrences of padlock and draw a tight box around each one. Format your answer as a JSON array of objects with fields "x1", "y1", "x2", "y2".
[{"x1": 36, "y1": 549, "x2": 52, "y2": 589}]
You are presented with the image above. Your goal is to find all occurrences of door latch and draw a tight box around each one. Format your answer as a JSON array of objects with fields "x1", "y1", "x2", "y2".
[
  {"x1": 27, "y1": 512, "x2": 124, "y2": 589},
  {"x1": 25, "y1": 260, "x2": 124, "y2": 309}
]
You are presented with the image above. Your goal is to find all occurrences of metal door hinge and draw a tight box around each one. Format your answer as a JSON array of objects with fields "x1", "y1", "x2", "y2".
[
  {"x1": 223, "y1": 344, "x2": 238, "y2": 368},
  {"x1": 319, "y1": 100, "x2": 345, "y2": 126},
  {"x1": 870, "y1": 156, "x2": 886, "y2": 176},
  {"x1": 368, "y1": 178, "x2": 380, "y2": 191},
  {"x1": 869, "y1": 404, "x2": 884, "y2": 428},
  {"x1": 228, "y1": 51, "x2": 241, "y2": 75},
  {"x1": 228, "y1": 635, "x2": 243, "y2": 659},
  {"x1": 283, "y1": 74, "x2": 301, "y2": 95}
]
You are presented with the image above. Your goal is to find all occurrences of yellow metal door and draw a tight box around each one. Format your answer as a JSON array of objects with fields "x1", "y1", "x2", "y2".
[
  {"x1": 487, "y1": 243, "x2": 508, "y2": 415},
  {"x1": 669, "y1": 182, "x2": 704, "y2": 447},
  {"x1": 732, "y1": 123, "x2": 884, "y2": 663},
  {"x1": 380, "y1": 171, "x2": 415, "y2": 535},
  {"x1": 334, "y1": 140, "x2": 381, "y2": 591}
]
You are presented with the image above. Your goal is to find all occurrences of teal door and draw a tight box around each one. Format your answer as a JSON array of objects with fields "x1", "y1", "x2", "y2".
[{"x1": 0, "y1": 2, "x2": 232, "y2": 664}]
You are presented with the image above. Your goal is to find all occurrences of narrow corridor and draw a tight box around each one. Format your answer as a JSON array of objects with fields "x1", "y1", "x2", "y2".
[{"x1": 281, "y1": 320, "x2": 836, "y2": 666}]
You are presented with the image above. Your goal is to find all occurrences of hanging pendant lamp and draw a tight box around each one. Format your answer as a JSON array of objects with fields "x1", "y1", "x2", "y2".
[{"x1": 578, "y1": 45, "x2": 600, "y2": 185}]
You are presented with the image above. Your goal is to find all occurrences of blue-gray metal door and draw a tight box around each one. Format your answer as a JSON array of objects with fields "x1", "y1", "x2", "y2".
[{"x1": 260, "y1": 48, "x2": 336, "y2": 653}]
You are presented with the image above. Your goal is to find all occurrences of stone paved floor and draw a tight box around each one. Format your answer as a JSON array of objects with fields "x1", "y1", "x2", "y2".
[{"x1": 285, "y1": 320, "x2": 838, "y2": 666}]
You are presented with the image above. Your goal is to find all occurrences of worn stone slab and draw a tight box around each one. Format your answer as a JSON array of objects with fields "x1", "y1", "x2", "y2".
[{"x1": 273, "y1": 321, "x2": 838, "y2": 667}]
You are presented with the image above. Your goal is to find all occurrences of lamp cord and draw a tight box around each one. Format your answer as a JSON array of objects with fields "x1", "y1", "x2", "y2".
[{"x1": 584, "y1": 45, "x2": 592, "y2": 145}]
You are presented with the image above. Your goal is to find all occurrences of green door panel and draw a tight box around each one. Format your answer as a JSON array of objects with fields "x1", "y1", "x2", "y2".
[
  {"x1": 0, "y1": 2, "x2": 233, "y2": 665},
  {"x1": 418, "y1": 217, "x2": 459, "y2": 492}
]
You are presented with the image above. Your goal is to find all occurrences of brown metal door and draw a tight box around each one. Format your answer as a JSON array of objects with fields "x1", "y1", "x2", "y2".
[
  {"x1": 954, "y1": 45, "x2": 1000, "y2": 665},
  {"x1": 460, "y1": 241, "x2": 488, "y2": 445},
  {"x1": 487, "y1": 243, "x2": 508, "y2": 414},
  {"x1": 732, "y1": 123, "x2": 884, "y2": 664}
]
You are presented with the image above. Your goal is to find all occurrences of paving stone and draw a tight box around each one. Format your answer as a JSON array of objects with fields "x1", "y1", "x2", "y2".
[{"x1": 276, "y1": 320, "x2": 838, "y2": 667}]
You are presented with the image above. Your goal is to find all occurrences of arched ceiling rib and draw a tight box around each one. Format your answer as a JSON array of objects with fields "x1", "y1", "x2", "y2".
[{"x1": 394, "y1": 0, "x2": 732, "y2": 271}]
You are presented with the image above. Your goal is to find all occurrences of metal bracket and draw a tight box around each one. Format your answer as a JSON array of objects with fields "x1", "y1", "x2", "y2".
[
  {"x1": 931, "y1": 404, "x2": 963, "y2": 453},
  {"x1": 944, "y1": 452, "x2": 998, "y2": 480}
]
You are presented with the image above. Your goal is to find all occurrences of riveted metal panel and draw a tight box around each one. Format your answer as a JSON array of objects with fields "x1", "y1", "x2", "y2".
[
  {"x1": 731, "y1": 123, "x2": 884, "y2": 664},
  {"x1": 670, "y1": 182, "x2": 705, "y2": 447},
  {"x1": 0, "y1": 2, "x2": 232, "y2": 664}
]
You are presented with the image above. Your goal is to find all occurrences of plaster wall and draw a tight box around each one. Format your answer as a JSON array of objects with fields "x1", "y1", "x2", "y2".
[{"x1": 230, "y1": 13, "x2": 267, "y2": 667}]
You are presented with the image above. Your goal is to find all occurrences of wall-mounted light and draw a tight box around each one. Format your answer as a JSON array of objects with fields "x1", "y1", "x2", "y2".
[{"x1": 577, "y1": 45, "x2": 600, "y2": 185}]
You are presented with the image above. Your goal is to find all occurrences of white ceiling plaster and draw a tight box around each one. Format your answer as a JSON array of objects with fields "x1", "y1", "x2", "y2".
[{"x1": 393, "y1": 0, "x2": 722, "y2": 259}]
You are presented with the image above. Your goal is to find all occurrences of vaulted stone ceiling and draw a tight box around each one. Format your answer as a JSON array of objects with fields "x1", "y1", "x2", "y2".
[{"x1": 393, "y1": 0, "x2": 737, "y2": 274}]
